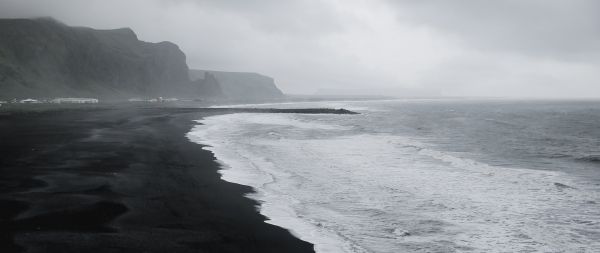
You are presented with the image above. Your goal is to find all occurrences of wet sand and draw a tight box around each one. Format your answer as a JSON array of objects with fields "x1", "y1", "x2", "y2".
[{"x1": 0, "y1": 106, "x2": 315, "y2": 252}]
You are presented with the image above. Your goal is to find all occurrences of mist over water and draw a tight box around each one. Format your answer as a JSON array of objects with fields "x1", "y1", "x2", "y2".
[{"x1": 188, "y1": 99, "x2": 600, "y2": 252}]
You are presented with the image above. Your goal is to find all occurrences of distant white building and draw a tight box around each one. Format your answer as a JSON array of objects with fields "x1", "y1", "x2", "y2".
[
  {"x1": 51, "y1": 98, "x2": 99, "y2": 104},
  {"x1": 160, "y1": 97, "x2": 179, "y2": 102},
  {"x1": 127, "y1": 97, "x2": 178, "y2": 103},
  {"x1": 19, "y1": 98, "x2": 41, "y2": 104}
]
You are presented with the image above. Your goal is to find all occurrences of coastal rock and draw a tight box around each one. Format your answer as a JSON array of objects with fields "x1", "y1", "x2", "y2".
[
  {"x1": 189, "y1": 69, "x2": 284, "y2": 101},
  {"x1": 190, "y1": 72, "x2": 225, "y2": 99}
]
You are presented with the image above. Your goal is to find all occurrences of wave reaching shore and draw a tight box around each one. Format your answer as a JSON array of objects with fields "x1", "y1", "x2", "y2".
[{"x1": 188, "y1": 99, "x2": 600, "y2": 253}]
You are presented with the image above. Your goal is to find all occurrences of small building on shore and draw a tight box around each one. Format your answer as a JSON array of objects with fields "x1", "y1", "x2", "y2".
[
  {"x1": 51, "y1": 98, "x2": 99, "y2": 104},
  {"x1": 128, "y1": 97, "x2": 179, "y2": 103},
  {"x1": 19, "y1": 98, "x2": 42, "y2": 104},
  {"x1": 159, "y1": 97, "x2": 179, "y2": 102}
]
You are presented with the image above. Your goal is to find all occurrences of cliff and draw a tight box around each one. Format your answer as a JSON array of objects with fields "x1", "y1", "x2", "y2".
[
  {"x1": 189, "y1": 72, "x2": 225, "y2": 99},
  {"x1": 189, "y1": 69, "x2": 284, "y2": 101},
  {"x1": 0, "y1": 18, "x2": 195, "y2": 100}
]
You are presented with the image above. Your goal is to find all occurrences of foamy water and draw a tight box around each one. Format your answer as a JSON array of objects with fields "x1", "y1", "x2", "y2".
[{"x1": 187, "y1": 100, "x2": 600, "y2": 252}]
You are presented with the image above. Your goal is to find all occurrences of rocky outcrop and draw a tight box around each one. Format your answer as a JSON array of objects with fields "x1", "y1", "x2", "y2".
[
  {"x1": 189, "y1": 69, "x2": 284, "y2": 101},
  {"x1": 190, "y1": 72, "x2": 225, "y2": 99}
]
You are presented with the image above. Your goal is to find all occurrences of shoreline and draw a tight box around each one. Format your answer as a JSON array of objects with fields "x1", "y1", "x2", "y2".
[
  {"x1": 0, "y1": 106, "x2": 317, "y2": 252},
  {"x1": 188, "y1": 113, "x2": 358, "y2": 252}
]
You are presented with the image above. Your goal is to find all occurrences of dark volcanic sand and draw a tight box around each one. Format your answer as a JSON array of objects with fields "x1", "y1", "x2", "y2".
[{"x1": 0, "y1": 106, "x2": 315, "y2": 253}]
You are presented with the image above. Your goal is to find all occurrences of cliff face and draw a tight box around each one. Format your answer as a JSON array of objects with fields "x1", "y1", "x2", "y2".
[
  {"x1": 189, "y1": 69, "x2": 284, "y2": 101},
  {"x1": 189, "y1": 72, "x2": 225, "y2": 99},
  {"x1": 0, "y1": 18, "x2": 194, "y2": 99}
]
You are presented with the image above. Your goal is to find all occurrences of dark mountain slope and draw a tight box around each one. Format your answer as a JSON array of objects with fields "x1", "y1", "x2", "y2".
[{"x1": 0, "y1": 18, "x2": 194, "y2": 100}]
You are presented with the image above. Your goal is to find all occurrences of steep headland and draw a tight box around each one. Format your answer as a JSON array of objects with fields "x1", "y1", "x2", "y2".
[
  {"x1": 0, "y1": 18, "x2": 286, "y2": 102},
  {"x1": 0, "y1": 18, "x2": 199, "y2": 100},
  {"x1": 189, "y1": 69, "x2": 284, "y2": 101}
]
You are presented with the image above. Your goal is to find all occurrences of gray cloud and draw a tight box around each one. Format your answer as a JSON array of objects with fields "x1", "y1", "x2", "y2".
[
  {"x1": 1, "y1": 0, "x2": 599, "y2": 97},
  {"x1": 187, "y1": 0, "x2": 345, "y2": 37},
  {"x1": 388, "y1": 0, "x2": 600, "y2": 61}
]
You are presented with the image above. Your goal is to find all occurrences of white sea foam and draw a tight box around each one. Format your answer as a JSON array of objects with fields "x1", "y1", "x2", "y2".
[
  {"x1": 208, "y1": 99, "x2": 391, "y2": 112},
  {"x1": 188, "y1": 114, "x2": 361, "y2": 252},
  {"x1": 187, "y1": 110, "x2": 600, "y2": 252}
]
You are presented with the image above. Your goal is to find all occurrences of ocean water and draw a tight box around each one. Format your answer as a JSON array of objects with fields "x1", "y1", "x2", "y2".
[{"x1": 187, "y1": 99, "x2": 600, "y2": 253}]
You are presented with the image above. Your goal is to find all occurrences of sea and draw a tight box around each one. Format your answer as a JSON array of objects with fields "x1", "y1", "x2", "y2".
[{"x1": 187, "y1": 99, "x2": 600, "y2": 253}]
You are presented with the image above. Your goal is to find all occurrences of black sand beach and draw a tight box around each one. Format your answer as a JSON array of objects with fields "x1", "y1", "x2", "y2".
[{"x1": 0, "y1": 106, "x2": 316, "y2": 253}]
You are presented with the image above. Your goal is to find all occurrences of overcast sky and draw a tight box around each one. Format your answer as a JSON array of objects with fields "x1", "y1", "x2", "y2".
[{"x1": 1, "y1": 0, "x2": 599, "y2": 97}]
